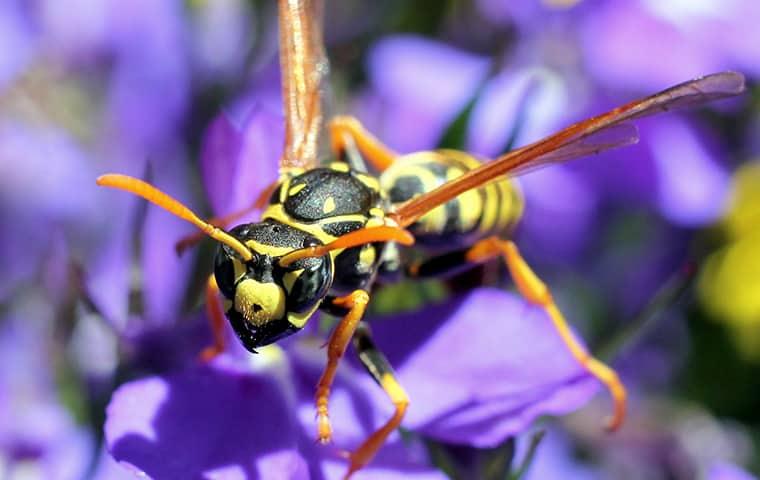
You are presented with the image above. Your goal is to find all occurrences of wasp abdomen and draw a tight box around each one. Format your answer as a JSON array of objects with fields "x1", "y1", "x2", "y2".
[{"x1": 380, "y1": 150, "x2": 523, "y2": 249}]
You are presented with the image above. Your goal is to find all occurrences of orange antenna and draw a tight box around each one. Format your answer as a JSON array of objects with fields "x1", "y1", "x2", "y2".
[
  {"x1": 96, "y1": 174, "x2": 253, "y2": 261},
  {"x1": 279, "y1": 226, "x2": 414, "y2": 267}
]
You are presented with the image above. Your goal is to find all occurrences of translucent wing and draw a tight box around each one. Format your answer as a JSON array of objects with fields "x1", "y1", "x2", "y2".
[
  {"x1": 392, "y1": 71, "x2": 745, "y2": 227},
  {"x1": 278, "y1": 0, "x2": 327, "y2": 171}
]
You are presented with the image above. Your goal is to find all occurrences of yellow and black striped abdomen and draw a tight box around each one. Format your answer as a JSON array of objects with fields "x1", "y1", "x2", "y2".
[{"x1": 380, "y1": 150, "x2": 523, "y2": 249}]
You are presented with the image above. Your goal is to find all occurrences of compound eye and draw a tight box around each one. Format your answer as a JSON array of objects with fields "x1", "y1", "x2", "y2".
[{"x1": 213, "y1": 255, "x2": 237, "y2": 299}]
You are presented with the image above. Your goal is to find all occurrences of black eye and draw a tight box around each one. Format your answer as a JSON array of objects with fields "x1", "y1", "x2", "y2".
[{"x1": 213, "y1": 252, "x2": 237, "y2": 299}]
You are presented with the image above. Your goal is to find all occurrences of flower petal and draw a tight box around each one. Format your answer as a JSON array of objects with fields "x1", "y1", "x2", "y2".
[
  {"x1": 647, "y1": 118, "x2": 730, "y2": 226},
  {"x1": 290, "y1": 344, "x2": 448, "y2": 479},
  {"x1": 365, "y1": 35, "x2": 489, "y2": 152},
  {"x1": 708, "y1": 462, "x2": 758, "y2": 480},
  {"x1": 365, "y1": 288, "x2": 599, "y2": 447},
  {"x1": 105, "y1": 366, "x2": 305, "y2": 479},
  {"x1": 466, "y1": 67, "x2": 569, "y2": 158},
  {"x1": 201, "y1": 106, "x2": 283, "y2": 216}
]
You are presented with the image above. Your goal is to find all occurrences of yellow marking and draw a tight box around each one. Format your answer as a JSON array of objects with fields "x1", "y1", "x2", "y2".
[
  {"x1": 234, "y1": 278, "x2": 286, "y2": 326},
  {"x1": 279, "y1": 177, "x2": 292, "y2": 204},
  {"x1": 357, "y1": 173, "x2": 381, "y2": 192},
  {"x1": 445, "y1": 164, "x2": 482, "y2": 232},
  {"x1": 329, "y1": 162, "x2": 350, "y2": 172},
  {"x1": 288, "y1": 183, "x2": 306, "y2": 196},
  {"x1": 365, "y1": 216, "x2": 385, "y2": 228},
  {"x1": 358, "y1": 245, "x2": 376, "y2": 273},
  {"x1": 380, "y1": 152, "x2": 450, "y2": 235},
  {"x1": 231, "y1": 259, "x2": 247, "y2": 285},
  {"x1": 280, "y1": 167, "x2": 305, "y2": 177},
  {"x1": 323, "y1": 196, "x2": 336, "y2": 214},
  {"x1": 262, "y1": 203, "x2": 364, "y2": 244},
  {"x1": 478, "y1": 180, "x2": 498, "y2": 233},
  {"x1": 439, "y1": 149, "x2": 482, "y2": 170},
  {"x1": 380, "y1": 373, "x2": 409, "y2": 404},
  {"x1": 510, "y1": 181, "x2": 525, "y2": 227},
  {"x1": 406, "y1": 164, "x2": 446, "y2": 234},
  {"x1": 281, "y1": 268, "x2": 304, "y2": 293},
  {"x1": 496, "y1": 180, "x2": 523, "y2": 232},
  {"x1": 369, "y1": 207, "x2": 385, "y2": 218},
  {"x1": 244, "y1": 239, "x2": 295, "y2": 258},
  {"x1": 288, "y1": 304, "x2": 319, "y2": 328}
]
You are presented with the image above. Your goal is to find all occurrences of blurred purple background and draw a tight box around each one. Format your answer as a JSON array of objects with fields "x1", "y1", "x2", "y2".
[{"x1": 1, "y1": 1, "x2": 758, "y2": 479}]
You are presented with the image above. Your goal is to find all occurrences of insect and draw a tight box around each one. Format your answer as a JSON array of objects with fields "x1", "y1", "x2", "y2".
[{"x1": 96, "y1": 0, "x2": 746, "y2": 477}]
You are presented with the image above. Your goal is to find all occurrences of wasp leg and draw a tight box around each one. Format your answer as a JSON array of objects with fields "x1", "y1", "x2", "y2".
[
  {"x1": 465, "y1": 237, "x2": 626, "y2": 431},
  {"x1": 316, "y1": 290, "x2": 370, "y2": 444},
  {"x1": 343, "y1": 322, "x2": 409, "y2": 478},
  {"x1": 199, "y1": 274, "x2": 227, "y2": 362},
  {"x1": 329, "y1": 116, "x2": 398, "y2": 172},
  {"x1": 174, "y1": 179, "x2": 280, "y2": 256}
]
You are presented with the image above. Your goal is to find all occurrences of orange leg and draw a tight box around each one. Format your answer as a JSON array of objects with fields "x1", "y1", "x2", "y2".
[
  {"x1": 329, "y1": 116, "x2": 398, "y2": 172},
  {"x1": 342, "y1": 323, "x2": 409, "y2": 479},
  {"x1": 199, "y1": 275, "x2": 227, "y2": 362},
  {"x1": 315, "y1": 290, "x2": 370, "y2": 444},
  {"x1": 279, "y1": 225, "x2": 414, "y2": 267},
  {"x1": 466, "y1": 237, "x2": 627, "y2": 431},
  {"x1": 174, "y1": 179, "x2": 280, "y2": 256}
]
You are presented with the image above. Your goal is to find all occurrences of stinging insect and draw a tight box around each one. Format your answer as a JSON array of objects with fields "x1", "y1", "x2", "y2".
[{"x1": 96, "y1": 0, "x2": 746, "y2": 477}]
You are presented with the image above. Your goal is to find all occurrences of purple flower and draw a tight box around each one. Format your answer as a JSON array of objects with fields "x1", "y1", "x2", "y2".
[
  {"x1": 188, "y1": 0, "x2": 254, "y2": 83},
  {"x1": 709, "y1": 462, "x2": 758, "y2": 480},
  {"x1": 351, "y1": 289, "x2": 598, "y2": 447},
  {"x1": 105, "y1": 365, "x2": 309, "y2": 479},
  {"x1": 520, "y1": 430, "x2": 597, "y2": 480},
  {"x1": 580, "y1": 0, "x2": 760, "y2": 90},
  {"x1": 104, "y1": 347, "x2": 444, "y2": 478},
  {"x1": 0, "y1": 121, "x2": 100, "y2": 302},
  {"x1": 105, "y1": 287, "x2": 600, "y2": 477},
  {"x1": 0, "y1": 308, "x2": 93, "y2": 479},
  {"x1": 358, "y1": 35, "x2": 490, "y2": 152},
  {"x1": 201, "y1": 104, "x2": 284, "y2": 218},
  {"x1": 0, "y1": 1, "x2": 35, "y2": 91}
]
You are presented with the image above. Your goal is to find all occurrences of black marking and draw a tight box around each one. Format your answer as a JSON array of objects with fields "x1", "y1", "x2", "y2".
[
  {"x1": 322, "y1": 220, "x2": 364, "y2": 237},
  {"x1": 331, "y1": 246, "x2": 375, "y2": 294},
  {"x1": 227, "y1": 308, "x2": 301, "y2": 353},
  {"x1": 387, "y1": 175, "x2": 425, "y2": 204},
  {"x1": 408, "y1": 249, "x2": 472, "y2": 278},
  {"x1": 269, "y1": 184, "x2": 282, "y2": 205},
  {"x1": 352, "y1": 322, "x2": 395, "y2": 386}
]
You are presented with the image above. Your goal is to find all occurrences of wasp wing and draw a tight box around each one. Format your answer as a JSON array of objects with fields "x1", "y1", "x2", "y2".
[
  {"x1": 503, "y1": 123, "x2": 640, "y2": 177},
  {"x1": 392, "y1": 71, "x2": 745, "y2": 227},
  {"x1": 278, "y1": 0, "x2": 328, "y2": 171}
]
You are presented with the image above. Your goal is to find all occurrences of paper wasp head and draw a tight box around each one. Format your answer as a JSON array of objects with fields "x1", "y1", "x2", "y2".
[
  {"x1": 213, "y1": 220, "x2": 333, "y2": 353},
  {"x1": 94, "y1": 174, "x2": 338, "y2": 353}
]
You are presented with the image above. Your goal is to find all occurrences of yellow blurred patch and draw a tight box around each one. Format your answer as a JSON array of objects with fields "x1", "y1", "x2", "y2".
[{"x1": 698, "y1": 161, "x2": 760, "y2": 362}]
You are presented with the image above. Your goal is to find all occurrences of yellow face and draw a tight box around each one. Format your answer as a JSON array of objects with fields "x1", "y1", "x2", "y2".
[{"x1": 233, "y1": 278, "x2": 286, "y2": 327}]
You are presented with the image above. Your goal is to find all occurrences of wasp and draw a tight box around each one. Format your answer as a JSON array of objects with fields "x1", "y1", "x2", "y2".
[{"x1": 96, "y1": 0, "x2": 746, "y2": 477}]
